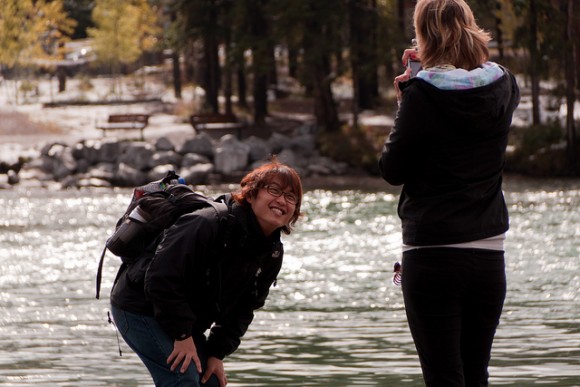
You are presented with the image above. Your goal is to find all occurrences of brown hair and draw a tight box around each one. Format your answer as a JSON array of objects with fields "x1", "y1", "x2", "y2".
[
  {"x1": 414, "y1": 0, "x2": 491, "y2": 70},
  {"x1": 232, "y1": 156, "x2": 303, "y2": 234}
]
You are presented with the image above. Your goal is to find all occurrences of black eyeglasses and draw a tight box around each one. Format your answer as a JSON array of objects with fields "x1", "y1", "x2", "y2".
[{"x1": 264, "y1": 184, "x2": 298, "y2": 205}]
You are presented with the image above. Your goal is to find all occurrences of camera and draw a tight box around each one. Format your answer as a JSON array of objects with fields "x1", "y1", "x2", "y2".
[{"x1": 408, "y1": 59, "x2": 422, "y2": 78}]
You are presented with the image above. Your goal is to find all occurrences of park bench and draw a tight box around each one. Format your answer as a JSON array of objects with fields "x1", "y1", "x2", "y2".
[
  {"x1": 190, "y1": 113, "x2": 247, "y2": 140},
  {"x1": 96, "y1": 114, "x2": 150, "y2": 140}
]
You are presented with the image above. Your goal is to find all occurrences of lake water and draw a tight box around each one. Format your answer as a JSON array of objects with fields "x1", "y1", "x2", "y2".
[{"x1": 0, "y1": 176, "x2": 578, "y2": 386}]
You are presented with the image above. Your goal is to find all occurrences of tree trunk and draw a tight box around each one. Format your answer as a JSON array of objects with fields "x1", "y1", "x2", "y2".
[
  {"x1": 171, "y1": 49, "x2": 182, "y2": 99},
  {"x1": 223, "y1": 25, "x2": 233, "y2": 115},
  {"x1": 349, "y1": 0, "x2": 361, "y2": 128},
  {"x1": 56, "y1": 66, "x2": 67, "y2": 93},
  {"x1": 248, "y1": 2, "x2": 270, "y2": 125},
  {"x1": 253, "y1": 73, "x2": 268, "y2": 124},
  {"x1": 494, "y1": 0, "x2": 504, "y2": 59},
  {"x1": 203, "y1": 37, "x2": 220, "y2": 113},
  {"x1": 562, "y1": 0, "x2": 577, "y2": 171},
  {"x1": 312, "y1": 61, "x2": 340, "y2": 132},
  {"x1": 350, "y1": 0, "x2": 377, "y2": 110},
  {"x1": 237, "y1": 59, "x2": 248, "y2": 109},
  {"x1": 529, "y1": 0, "x2": 541, "y2": 125},
  {"x1": 288, "y1": 47, "x2": 298, "y2": 79},
  {"x1": 170, "y1": 11, "x2": 181, "y2": 99}
]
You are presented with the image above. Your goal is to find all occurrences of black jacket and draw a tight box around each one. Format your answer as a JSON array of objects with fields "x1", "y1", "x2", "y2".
[
  {"x1": 110, "y1": 195, "x2": 283, "y2": 359},
  {"x1": 379, "y1": 68, "x2": 520, "y2": 246}
]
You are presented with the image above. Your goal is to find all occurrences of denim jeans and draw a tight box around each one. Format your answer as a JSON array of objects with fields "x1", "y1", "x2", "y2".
[
  {"x1": 401, "y1": 248, "x2": 506, "y2": 387},
  {"x1": 110, "y1": 305, "x2": 220, "y2": 387}
]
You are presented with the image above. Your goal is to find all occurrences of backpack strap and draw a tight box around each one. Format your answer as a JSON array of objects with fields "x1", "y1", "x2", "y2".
[{"x1": 95, "y1": 245, "x2": 107, "y2": 299}]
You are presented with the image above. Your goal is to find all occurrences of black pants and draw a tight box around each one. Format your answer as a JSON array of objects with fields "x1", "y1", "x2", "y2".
[{"x1": 401, "y1": 248, "x2": 506, "y2": 387}]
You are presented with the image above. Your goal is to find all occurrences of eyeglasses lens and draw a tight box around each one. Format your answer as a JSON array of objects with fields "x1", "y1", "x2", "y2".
[{"x1": 266, "y1": 185, "x2": 297, "y2": 204}]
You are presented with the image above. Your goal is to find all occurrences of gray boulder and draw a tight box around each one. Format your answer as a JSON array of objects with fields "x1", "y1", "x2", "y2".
[
  {"x1": 267, "y1": 132, "x2": 291, "y2": 154},
  {"x1": 117, "y1": 142, "x2": 155, "y2": 170},
  {"x1": 155, "y1": 136, "x2": 175, "y2": 151},
  {"x1": 182, "y1": 153, "x2": 211, "y2": 168},
  {"x1": 43, "y1": 143, "x2": 77, "y2": 180},
  {"x1": 151, "y1": 150, "x2": 183, "y2": 169},
  {"x1": 73, "y1": 139, "x2": 123, "y2": 165},
  {"x1": 114, "y1": 162, "x2": 147, "y2": 187},
  {"x1": 244, "y1": 136, "x2": 272, "y2": 162},
  {"x1": 307, "y1": 155, "x2": 348, "y2": 175},
  {"x1": 86, "y1": 162, "x2": 116, "y2": 182},
  {"x1": 181, "y1": 163, "x2": 214, "y2": 185},
  {"x1": 7, "y1": 170, "x2": 20, "y2": 185},
  {"x1": 147, "y1": 164, "x2": 178, "y2": 181},
  {"x1": 275, "y1": 149, "x2": 298, "y2": 168},
  {"x1": 289, "y1": 134, "x2": 316, "y2": 157},
  {"x1": 214, "y1": 135, "x2": 250, "y2": 174},
  {"x1": 179, "y1": 132, "x2": 214, "y2": 158},
  {"x1": 0, "y1": 144, "x2": 29, "y2": 173}
]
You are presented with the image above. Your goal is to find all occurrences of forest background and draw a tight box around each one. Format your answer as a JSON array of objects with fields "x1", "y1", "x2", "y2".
[{"x1": 0, "y1": 0, "x2": 579, "y2": 177}]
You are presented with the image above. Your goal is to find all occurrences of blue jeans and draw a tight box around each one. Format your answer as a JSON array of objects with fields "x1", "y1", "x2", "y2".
[
  {"x1": 110, "y1": 305, "x2": 220, "y2": 387},
  {"x1": 401, "y1": 248, "x2": 506, "y2": 387}
]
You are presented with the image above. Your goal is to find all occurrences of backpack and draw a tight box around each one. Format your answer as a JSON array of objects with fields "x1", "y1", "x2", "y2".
[{"x1": 95, "y1": 170, "x2": 230, "y2": 299}]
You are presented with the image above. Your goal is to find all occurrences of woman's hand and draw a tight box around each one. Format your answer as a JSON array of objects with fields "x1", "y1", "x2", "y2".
[
  {"x1": 401, "y1": 47, "x2": 420, "y2": 68},
  {"x1": 167, "y1": 337, "x2": 202, "y2": 374},
  {"x1": 394, "y1": 48, "x2": 421, "y2": 103},
  {"x1": 202, "y1": 356, "x2": 228, "y2": 387}
]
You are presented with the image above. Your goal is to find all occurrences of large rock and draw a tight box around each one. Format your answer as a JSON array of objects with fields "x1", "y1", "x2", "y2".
[
  {"x1": 305, "y1": 155, "x2": 349, "y2": 176},
  {"x1": 214, "y1": 135, "x2": 250, "y2": 174},
  {"x1": 155, "y1": 136, "x2": 175, "y2": 151},
  {"x1": 182, "y1": 153, "x2": 211, "y2": 168},
  {"x1": 179, "y1": 132, "x2": 214, "y2": 158},
  {"x1": 117, "y1": 142, "x2": 155, "y2": 170},
  {"x1": 147, "y1": 164, "x2": 179, "y2": 181},
  {"x1": 267, "y1": 132, "x2": 291, "y2": 154},
  {"x1": 275, "y1": 149, "x2": 298, "y2": 168},
  {"x1": 73, "y1": 139, "x2": 123, "y2": 165},
  {"x1": 289, "y1": 134, "x2": 316, "y2": 157},
  {"x1": 0, "y1": 143, "x2": 34, "y2": 173},
  {"x1": 151, "y1": 150, "x2": 183, "y2": 169},
  {"x1": 86, "y1": 162, "x2": 116, "y2": 182},
  {"x1": 113, "y1": 162, "x2": 148, "y2": 187},
  {"x1": 181, "y1": 163, "x2": 214, "y2": 185},
  {"x1": 244, "y1": 136, "x2": 272, "y2": 162},
  {"x1": 43, "y1": 143, "x2": 77, "y2": 180}
]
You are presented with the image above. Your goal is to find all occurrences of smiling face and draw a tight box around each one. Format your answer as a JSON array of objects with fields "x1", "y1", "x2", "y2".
[{"x1": 247, "y1": 179, "x2": 297, "y2": 236}]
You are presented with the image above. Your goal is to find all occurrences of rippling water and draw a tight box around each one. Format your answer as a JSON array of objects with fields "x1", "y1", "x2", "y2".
[{"x1": 0, "y1": 176, "x2": 578, "y2": 386}]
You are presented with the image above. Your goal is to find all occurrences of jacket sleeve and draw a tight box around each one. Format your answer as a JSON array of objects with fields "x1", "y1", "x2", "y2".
[
  {"x1": 144, "y1": 208, "x2": 219, "y2": 340},
  {"x1": 206, "y1": 249, "x2": 284, "y2": 359},
  {"x1": 378, "y1": 81, "x2": 425, "y2": 186}
]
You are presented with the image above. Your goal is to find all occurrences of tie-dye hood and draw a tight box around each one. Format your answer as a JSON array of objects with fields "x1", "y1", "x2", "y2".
[{"x1": 416, "y1": 61, "x2": 504, "y2": 90}]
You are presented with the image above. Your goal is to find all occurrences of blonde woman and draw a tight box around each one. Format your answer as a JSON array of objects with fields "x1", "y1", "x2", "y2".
[{"x1": 379, "y1": 0, "x2": 520, "y2": 386}]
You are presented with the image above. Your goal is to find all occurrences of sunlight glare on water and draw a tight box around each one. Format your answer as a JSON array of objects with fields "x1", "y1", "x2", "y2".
[{"x1": 0, "y1": 178, "x2": 578, "y2": 386}]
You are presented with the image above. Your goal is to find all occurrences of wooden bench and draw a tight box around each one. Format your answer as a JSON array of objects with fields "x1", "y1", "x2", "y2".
[
  {"x1": 96, "y1": 114, "x2": 150, "y2": 140},
  {"x1": 190, "y1": 113, "x2": 247, "y2": 140}
]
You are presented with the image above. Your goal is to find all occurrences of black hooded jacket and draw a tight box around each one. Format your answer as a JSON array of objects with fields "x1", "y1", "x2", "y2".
[
  {"x1": 379, "y1": 68, "x2": 520, "y2": 246},
  {"x1": 110, "y1": 195, "x2": 283, "y2": 360}
]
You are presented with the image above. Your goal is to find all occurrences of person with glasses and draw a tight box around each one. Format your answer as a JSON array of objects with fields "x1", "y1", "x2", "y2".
[
  {"x1": 110, "y1": 157, "x2": 302, "y2": 387},
  {"x1": 379, "y1": 0, "x2": 519, "y2": 386}
]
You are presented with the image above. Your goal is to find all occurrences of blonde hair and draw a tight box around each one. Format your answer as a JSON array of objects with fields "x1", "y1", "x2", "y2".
[{"x1": 414, "y1": 0, "x2": 491, "y2": 70}]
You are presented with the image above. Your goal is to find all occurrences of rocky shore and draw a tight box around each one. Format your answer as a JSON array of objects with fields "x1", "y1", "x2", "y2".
[
  {"x1": 0, "y1": 121, "x2": 382, "y2": 190},
  {"x1": 0, "y1": 76, "x2": 392, "y2": 191}
]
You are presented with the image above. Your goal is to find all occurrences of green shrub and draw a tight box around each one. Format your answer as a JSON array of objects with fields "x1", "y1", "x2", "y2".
[{"x1": 318, "y1": 124, "x2": 380, "y2": 174}]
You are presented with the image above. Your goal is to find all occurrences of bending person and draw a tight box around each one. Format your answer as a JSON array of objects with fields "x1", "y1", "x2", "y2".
[{"x1": 110, "y1": 158, "x2": 303, "y2": 386}]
